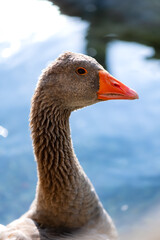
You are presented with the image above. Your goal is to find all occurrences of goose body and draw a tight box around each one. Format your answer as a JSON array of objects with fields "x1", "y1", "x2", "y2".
[{"x1": 0, "y1": 52, "x2": 138, "y2": 240}]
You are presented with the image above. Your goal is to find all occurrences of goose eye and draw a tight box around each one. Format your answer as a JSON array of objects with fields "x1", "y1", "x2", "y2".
[{"x1": 76, "y1": 67, "x2": 88, "y2": 75}]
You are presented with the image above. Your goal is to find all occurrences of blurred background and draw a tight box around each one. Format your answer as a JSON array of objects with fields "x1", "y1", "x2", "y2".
[{"x1": 0, "y1": 0, "x2": 160, "y2": 238}]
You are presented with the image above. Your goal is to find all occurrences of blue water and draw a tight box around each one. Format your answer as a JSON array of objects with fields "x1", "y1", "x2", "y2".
[{"x1": 0, "y1": 0, "x2": 160, "y2": 230}]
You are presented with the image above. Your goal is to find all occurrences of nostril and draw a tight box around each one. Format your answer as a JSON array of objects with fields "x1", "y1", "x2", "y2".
[{"x1": 113, "y1": 82, "x2": 120, "y2": 88}]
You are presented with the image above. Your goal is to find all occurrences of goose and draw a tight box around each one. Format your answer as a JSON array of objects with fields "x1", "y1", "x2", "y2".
[{"x1": 0, "y1": 52, "x2": 138, "y2": 240}]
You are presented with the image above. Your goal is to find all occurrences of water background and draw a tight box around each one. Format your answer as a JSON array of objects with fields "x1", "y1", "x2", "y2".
[{"x1": 0, "y1": 0, "x2": 160, "y2": 233}]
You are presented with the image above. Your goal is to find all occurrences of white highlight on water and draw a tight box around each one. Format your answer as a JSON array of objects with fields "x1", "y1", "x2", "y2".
[
  {"x1": 0, "y1": 126, "x2": 8, "y2": 138},
  {"x1": 121, "y1": 204, "x2": 129, "y2": 212},
  {"x1": 0, "y1": 0, "x2": 87, "y2": 59}
]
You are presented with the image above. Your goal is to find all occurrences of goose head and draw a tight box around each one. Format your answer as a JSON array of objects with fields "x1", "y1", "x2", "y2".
[{"x1": 37, "y1": 52, "x2": 138, "y2": 110}]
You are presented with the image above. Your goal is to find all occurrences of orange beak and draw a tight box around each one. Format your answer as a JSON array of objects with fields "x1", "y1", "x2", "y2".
[{"x1": 97, "y1": 70, "x2": 139, "y2": 100}]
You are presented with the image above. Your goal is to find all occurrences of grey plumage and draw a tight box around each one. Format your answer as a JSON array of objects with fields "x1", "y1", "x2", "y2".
[{"x1": 0, "y1": 52, "x2": 120, "y2": 240}]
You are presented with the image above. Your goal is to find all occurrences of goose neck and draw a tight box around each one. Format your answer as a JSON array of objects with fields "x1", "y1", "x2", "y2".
[{"x1": 29, "y1": 92, "x2": 101, "y2": 229}]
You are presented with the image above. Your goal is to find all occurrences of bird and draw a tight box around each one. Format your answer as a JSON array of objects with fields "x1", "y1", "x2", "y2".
[{"x1": 0, "y1": 52, "x2": 138, "y2": 240}]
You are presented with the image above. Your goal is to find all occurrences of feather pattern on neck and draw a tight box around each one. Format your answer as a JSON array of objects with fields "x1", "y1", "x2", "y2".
[{"x1": 29, "y1": 87, "x2": 102, "y2": 229}]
